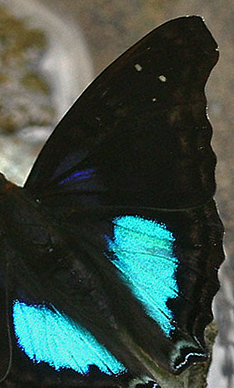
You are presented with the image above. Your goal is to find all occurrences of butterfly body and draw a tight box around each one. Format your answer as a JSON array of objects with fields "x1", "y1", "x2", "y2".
[{"x1": 0, "y1": 16, "x2": 224, "y2": 388}]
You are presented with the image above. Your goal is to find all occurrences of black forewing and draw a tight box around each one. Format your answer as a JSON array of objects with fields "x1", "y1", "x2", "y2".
[{"x1": 25, "y1": 16, "x2": 218, "y2": 211}]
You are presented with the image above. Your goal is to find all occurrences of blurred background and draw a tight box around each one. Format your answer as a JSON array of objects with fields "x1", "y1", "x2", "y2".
[{"x1": 0, "y1": 1, "x2": 233, "y2": 387}]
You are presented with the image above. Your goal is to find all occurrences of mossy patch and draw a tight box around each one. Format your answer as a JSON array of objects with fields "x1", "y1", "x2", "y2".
[{"x1": 0, "y1": 5, "x2": 55, "y2": 133}]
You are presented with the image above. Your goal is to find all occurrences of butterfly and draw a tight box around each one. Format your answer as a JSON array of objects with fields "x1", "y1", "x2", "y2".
[{"x1": 0, "y1": 15, "x2": 224, "y2": 388}]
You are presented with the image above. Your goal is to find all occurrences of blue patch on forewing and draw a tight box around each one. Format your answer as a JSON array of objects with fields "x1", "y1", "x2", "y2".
[
  {"x1": 13, "y1": 301, "x2": 125, "y2": 375},
  {"x1": 52, "y1": 151, "x2": 88, "y2": 180},
  {"x1": 107, "y1": 216, "x2": 179, "y2": 337},
  {"x1": 58, "y1": 168, "x2": 95, "y2": 185}
]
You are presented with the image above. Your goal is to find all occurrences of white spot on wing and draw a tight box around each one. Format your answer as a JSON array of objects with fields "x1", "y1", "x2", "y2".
[
  {"x1": 159, "y1": 75, "x2": 167, "y2": 82},
  {"x1": 135, "y1": 63, "x2": 143, "y2": 72}
]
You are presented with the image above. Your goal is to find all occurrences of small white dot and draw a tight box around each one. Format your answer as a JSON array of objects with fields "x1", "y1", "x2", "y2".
[
  {"x1": 152, "y1": 97, "x2": 157, "y2": 102},
  {"x1": 159, "y1": 75, "x2": 167, "y2": 82},
  {"x1": 135, "y1": 63, "x2": 143, "y2": 72}
]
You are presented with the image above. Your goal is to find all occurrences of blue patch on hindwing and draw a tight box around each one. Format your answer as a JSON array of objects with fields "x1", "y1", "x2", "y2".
[
  {"x1": 107, "y1": 216, "x2": 179, "y2": 336},
  {"x1": 13, "y1": 301, "x2": 125, "y2": 375}
]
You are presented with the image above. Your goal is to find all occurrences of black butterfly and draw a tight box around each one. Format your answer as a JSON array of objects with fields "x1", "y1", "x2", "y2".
[{"x1": 0, "y1": 15, "x2": 224, "y2": 388}]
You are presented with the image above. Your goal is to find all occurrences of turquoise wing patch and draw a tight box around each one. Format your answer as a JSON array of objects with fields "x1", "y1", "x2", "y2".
[
  {"x1": 13, "y1": 300, "x2": 125, "y2": 375},
  {"x1": 107, "y1": 216, "x2": 179, "y2": 337}
]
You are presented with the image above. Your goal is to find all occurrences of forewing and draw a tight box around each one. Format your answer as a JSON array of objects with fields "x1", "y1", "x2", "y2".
[{"x1": 25, "y1": 16, "x2": 218, "y2": 211}]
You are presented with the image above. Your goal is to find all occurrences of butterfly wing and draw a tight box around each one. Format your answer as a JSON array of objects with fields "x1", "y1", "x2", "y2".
[
  {"x1": 25, "y1": 15, "x2": 217, "y2": 210},
  {"x1": 17, "y1": 16, "x2": 224, "y2": 382}
]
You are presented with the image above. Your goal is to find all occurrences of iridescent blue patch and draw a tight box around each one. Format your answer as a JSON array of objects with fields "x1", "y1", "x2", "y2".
[
  {"x1": 52, "y1": 151, "x2": 87, "y2": 179},
  {"x1": 107, "y1": 216, "x2": 179, "y2": 336},
  {"x1": 58, "y1": 168, "x2": 94, "y2": 185},
  {"x1": 13, "y1": 301, "x2": 125, "y2": 375}
]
